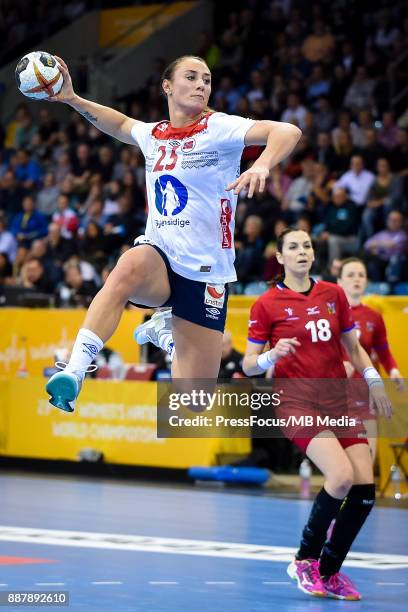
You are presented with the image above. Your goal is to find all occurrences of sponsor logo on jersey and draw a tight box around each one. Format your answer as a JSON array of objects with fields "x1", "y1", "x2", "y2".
[
  {"x1": 366, "y1": 321, "x2": 374, "y2": 332},
  {"x1": 284, "y1": 307, "x2": 299, "y2": 321},
  {"x1": 326, "y1": 301, "x2": 336, "y2": 314},
  {"x1": 181, "y1": 151, "x2": 219, "y2": 169},
  {"x1": 200, "y1": 265, "x2": 212, "y2": 273},
  {"x1": 155, "y1": 175, "x2": 188, "y2": 217},
  {"x1": 181, "y1": 138, "x2": 196, "y2": 152},
  {"x1": 220, "y1": 199, "x2": 232, "y2": 249},
  {"x1": 248, "y1": 319, "x2": 257, "y2": 327},
  {"x1": 307, "y1": 306, "x2": 320, "y2": 315},
  {"x1": 204, "y1": 284, "x2": 226, "y2": 308}
]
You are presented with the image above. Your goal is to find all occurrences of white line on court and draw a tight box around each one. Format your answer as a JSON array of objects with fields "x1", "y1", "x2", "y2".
[
  {"x1": 0, "y1": 525, "x2": 407, "y2": 570},
  {"x1": 263, "y1": 581, "x2": 291, "y2": 585},
  {"x1": 149, "y1": 581, "x2": 179, "y2": 585},
  {"x1": 91, "y1": 581, "x2": 123, "y2": 585},
  {"x1": 35, "y1": 583, "x2": 65, "y2": 586},
  {"x1": 376, "y1": 582, "x2": 406, "y2": 586},
  {"x1": 205, "y1": 581, "x2": 236, "y2": 585}
]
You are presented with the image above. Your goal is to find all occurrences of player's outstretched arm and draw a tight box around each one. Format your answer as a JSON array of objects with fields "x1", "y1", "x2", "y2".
[
  {"x1": 48, "y1": 56, "x2": 141, "y2": 145},
  {"x1": 226, "y1": 121, "x2": 302, "y2": 198}
]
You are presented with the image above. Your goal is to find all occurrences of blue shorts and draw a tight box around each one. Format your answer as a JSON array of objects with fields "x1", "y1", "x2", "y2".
[{"x1": 130, "y1": 244, "x2": 229, "y2": 332}]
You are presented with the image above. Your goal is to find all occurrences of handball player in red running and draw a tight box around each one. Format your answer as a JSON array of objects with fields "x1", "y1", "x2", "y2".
[{"x1": 243, "y1": 228, "x2": 392, "y2": 600}]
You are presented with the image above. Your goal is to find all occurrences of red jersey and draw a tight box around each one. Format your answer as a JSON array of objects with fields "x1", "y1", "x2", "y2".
[
  {"x1": 344, "y1": 303, "x2": 398, "y2": 376},
  {"x1": 248, "y1": 280, "x2": 354, "y2": 378}
]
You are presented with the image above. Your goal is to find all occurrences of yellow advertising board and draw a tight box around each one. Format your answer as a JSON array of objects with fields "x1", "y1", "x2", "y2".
[
  {"x1": 0, "y1": 378, "x2": 249, "y2": 468},
  {"x1": 99, "y1": 2, "x2": 193, "y2": 48}
]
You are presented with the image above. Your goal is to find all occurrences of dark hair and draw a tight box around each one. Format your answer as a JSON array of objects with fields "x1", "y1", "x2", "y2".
[
  {"x1": 160, "y1": 55, "x2": 213, "y2": 112},
  {"x1": 338, "y1": 257, "x2": 367, "y2": 279}
]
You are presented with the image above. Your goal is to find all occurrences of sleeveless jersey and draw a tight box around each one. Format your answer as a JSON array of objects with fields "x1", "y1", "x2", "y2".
[{"x1": 131, "y1": 112, "x2": 255, "y2": 283}]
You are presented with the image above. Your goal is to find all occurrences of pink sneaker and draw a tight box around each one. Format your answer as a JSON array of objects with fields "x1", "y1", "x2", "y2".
[
  {"x1": 322, "y1": 572, "x2": 361, "y2": 600},
  {"x1": 287, "y1": 559, "x2": 327, "y2": 597}
]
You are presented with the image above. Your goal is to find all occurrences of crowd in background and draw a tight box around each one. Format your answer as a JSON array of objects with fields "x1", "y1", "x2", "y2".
[{"x1": 0, "y1": 0, "x2": 407, "y2": 305}]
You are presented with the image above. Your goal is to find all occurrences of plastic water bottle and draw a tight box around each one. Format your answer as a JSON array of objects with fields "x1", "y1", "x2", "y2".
[
  {"x1": 299, "y1": 458, "x2": 312, "y2": 499},
  {"x1": 390, "y1": 464, "x2": 402, "y2": 500}
]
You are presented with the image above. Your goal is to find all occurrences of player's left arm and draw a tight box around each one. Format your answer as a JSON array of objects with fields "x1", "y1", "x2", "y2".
[
  {"x1": 341, "y1": 329, "x2": 392, "y2": 417},
  {"x1": 373, "y1": 313, "x2": 405, "y2": 391},
  {"x1": 226, "y1": 121, "x2": 302, "y2": 198}
]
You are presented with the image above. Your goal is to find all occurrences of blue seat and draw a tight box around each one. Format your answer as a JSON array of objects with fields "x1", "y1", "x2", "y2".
[
  {"x1": 243, "y1": 281, "x2": 268, "y2": 296},
  {"x1": 393, "y1": 282, "x2": 408, "y2": 295},
  {"x1": 365, "y1": 282, "x2": 390, "y2": 296}
]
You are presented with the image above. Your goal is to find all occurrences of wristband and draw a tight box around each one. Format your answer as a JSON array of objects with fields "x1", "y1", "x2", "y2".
[
  {"x1": 257, "y1": 351, "x2": 276, "y2": 371},
  {"x1": 363, "y1": 367, "x2": 383, "y2": 387}
]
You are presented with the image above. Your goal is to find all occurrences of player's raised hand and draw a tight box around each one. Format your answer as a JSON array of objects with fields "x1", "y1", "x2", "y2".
[
  {"x1": 226, "y1": 164, "x2": 270, "y2": 198},
  {"x1": 270, "y1": 337, "x2": 301, "y2": 362},
  {"x1": 47, "y1": 55, "x2": 76, "y2": 104},
  {"x1": 369, "y1": 383, "x2": 393, "y2": 418}
]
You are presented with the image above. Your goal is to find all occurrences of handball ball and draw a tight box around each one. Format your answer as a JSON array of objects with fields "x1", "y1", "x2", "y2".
[{"x1": 15, "y1": 51, "x2": 63, "y2": 100}]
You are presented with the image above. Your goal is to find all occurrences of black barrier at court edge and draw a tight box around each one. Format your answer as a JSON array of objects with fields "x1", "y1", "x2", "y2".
[{"x1": 156, "y1": 378, "x2": 408, "y2": 439}]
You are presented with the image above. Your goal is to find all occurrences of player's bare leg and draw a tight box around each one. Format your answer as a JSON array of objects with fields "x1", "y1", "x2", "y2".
[
  {"x1": 46, "y1": 246, "x2": 171, "y2": 412},
  {"x1": 363, "y1": 419, "x2": 377, "y2": 463}
]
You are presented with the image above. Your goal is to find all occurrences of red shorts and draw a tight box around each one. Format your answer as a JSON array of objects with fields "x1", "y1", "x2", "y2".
[{"x1": 292, "y1": 433, "x2": 369, "y2": 453}]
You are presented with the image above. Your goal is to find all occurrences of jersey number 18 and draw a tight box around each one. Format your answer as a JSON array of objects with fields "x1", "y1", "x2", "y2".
[{"x1": 305, "y1": 319, "x2": 332, "y2": 342}]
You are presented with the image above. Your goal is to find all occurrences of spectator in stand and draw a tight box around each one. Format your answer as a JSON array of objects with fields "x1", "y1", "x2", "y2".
[
  {"x1": 112, "y1": 147, "x2": 133, "y2": 182},
  {"x1": 235, "y1": 215, "x2": 265, "y2": 285},
  {"x1": 344, "y1": 66, "x2": 375, "y2": 114},
  {"x1": 57, "y1": 262, "x2": 98, "y2": 308},
  {"x1": 391, "y1": 128, "x2": 408, "y2": 177},
  {"x1": 218, "y1": 330, "x2": 244, "y2": 379},
  {"x1": 332, "y1": 131, "x2": 358, "y2": 174},
  {"x1": 361, "y1": 158, "x2": 404, "y2": 240},
  {"x1": 266, "y1": 165, "x2": 292, "y2": 205},
  {"x1": 37, "y1": 108, "x2": 59, "y2": 147},
  {"x1": 17, "y1": 257, "x2": 54, "y2": 293},
  {"x1": 0, "y1": 215, "x2": 17, "y2": 262},
  {"x1": 317, "y1": 186, "x2": 359, "y2": 263},
  {"x1": 36, "y1": 172, "x2": 60, "y2": 218},
  {"x1": 301, "y1": 20, "x2": 335, "y2": 64},
  {"x1": 93, "y1": 145, "x2": 115, "y2": 183},
  {"x1": 79, "y1": 198, "x2": 108, "y2": 233},
  {"x1": 0, "y1": 252, "x2": 12, "y2": 285},
  {"x1": 12, "y1": 149, "x2": 43, "y2": 190},
  {"x1": 335, "y1": 155, "x2": 375, "y2": 210},
  {"x1": 329, "y1": 65, "x2": 349, "y2": 107},
  {"x1": 353, "y1": 110, "x2": 373, "y2": 149},
  {"x1": 314, "y1": 132, "x2": 339, "y2": 171},
  {"x1": 281, "y1": 93, "x2": 307, "y2": 130},
  {"x1": 360, "y1": 128, "x2": 388, "y2": 172},
  {"x1": 10, "y1": 195, "x2": 48, "y2": 248},
  {"x1": 364, "y1": 210, "x2": 407, "y2": 282},
  {"x1": 53, "y1": 150, "x2": 72, "y2": 184},
  {"x1": 52, "y1": 194, "x2": 79, "y2": 240},
  {"x1": 313, "y1": 97, "x2": 335, "y2": 132},
  {"x1": 70, "y1": 142, "x2": 94, "y2": 191},
  {"x1": 378, "y1": 111, "x2": 399, "y2": 150},
  {"x1": 28, "y1": 238, "x2": 62, "y2": 285},
  {"x1": 306, "y1": 65, "x2": 330, "y2": 104},
  {"x1": 78, "y1": 221, "x2": 107, "y2": 273},
  {"x1": 283, "y1": 159, "x2": 315, "y2": 219},
  {"x1": 45, "y1": 222, "x2": 77, "y2": 270}
]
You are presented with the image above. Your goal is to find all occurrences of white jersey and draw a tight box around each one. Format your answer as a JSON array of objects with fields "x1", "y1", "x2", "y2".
[{"x1": 131, "y1": 112, "x2": 255, "y2": 283}]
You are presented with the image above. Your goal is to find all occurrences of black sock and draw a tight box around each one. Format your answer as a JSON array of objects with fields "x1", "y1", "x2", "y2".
[
  {"x1": 296, "y1": 487, "x2": 344, "y2": 561},
  {"x1": 319, "y1": 484, "x2": 376, "y2": 577}
]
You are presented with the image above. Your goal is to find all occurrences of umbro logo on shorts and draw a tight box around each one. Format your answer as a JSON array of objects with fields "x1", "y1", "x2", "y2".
[{"x1": 206, "y1": 307, "x2": 220, "y2": 320}]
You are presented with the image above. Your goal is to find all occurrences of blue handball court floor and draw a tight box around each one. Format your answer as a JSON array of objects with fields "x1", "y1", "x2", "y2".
[{"x1": 0, "y1": 473, "x2": 406, "y2": 611}]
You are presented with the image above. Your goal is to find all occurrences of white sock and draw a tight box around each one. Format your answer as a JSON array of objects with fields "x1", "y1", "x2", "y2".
[
  {"x1": 65, "y1": 328, "x2": 104, "y2": 377},
  {"x1": 158, "y1": 332, "x2": 175, "y2": 361}
]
